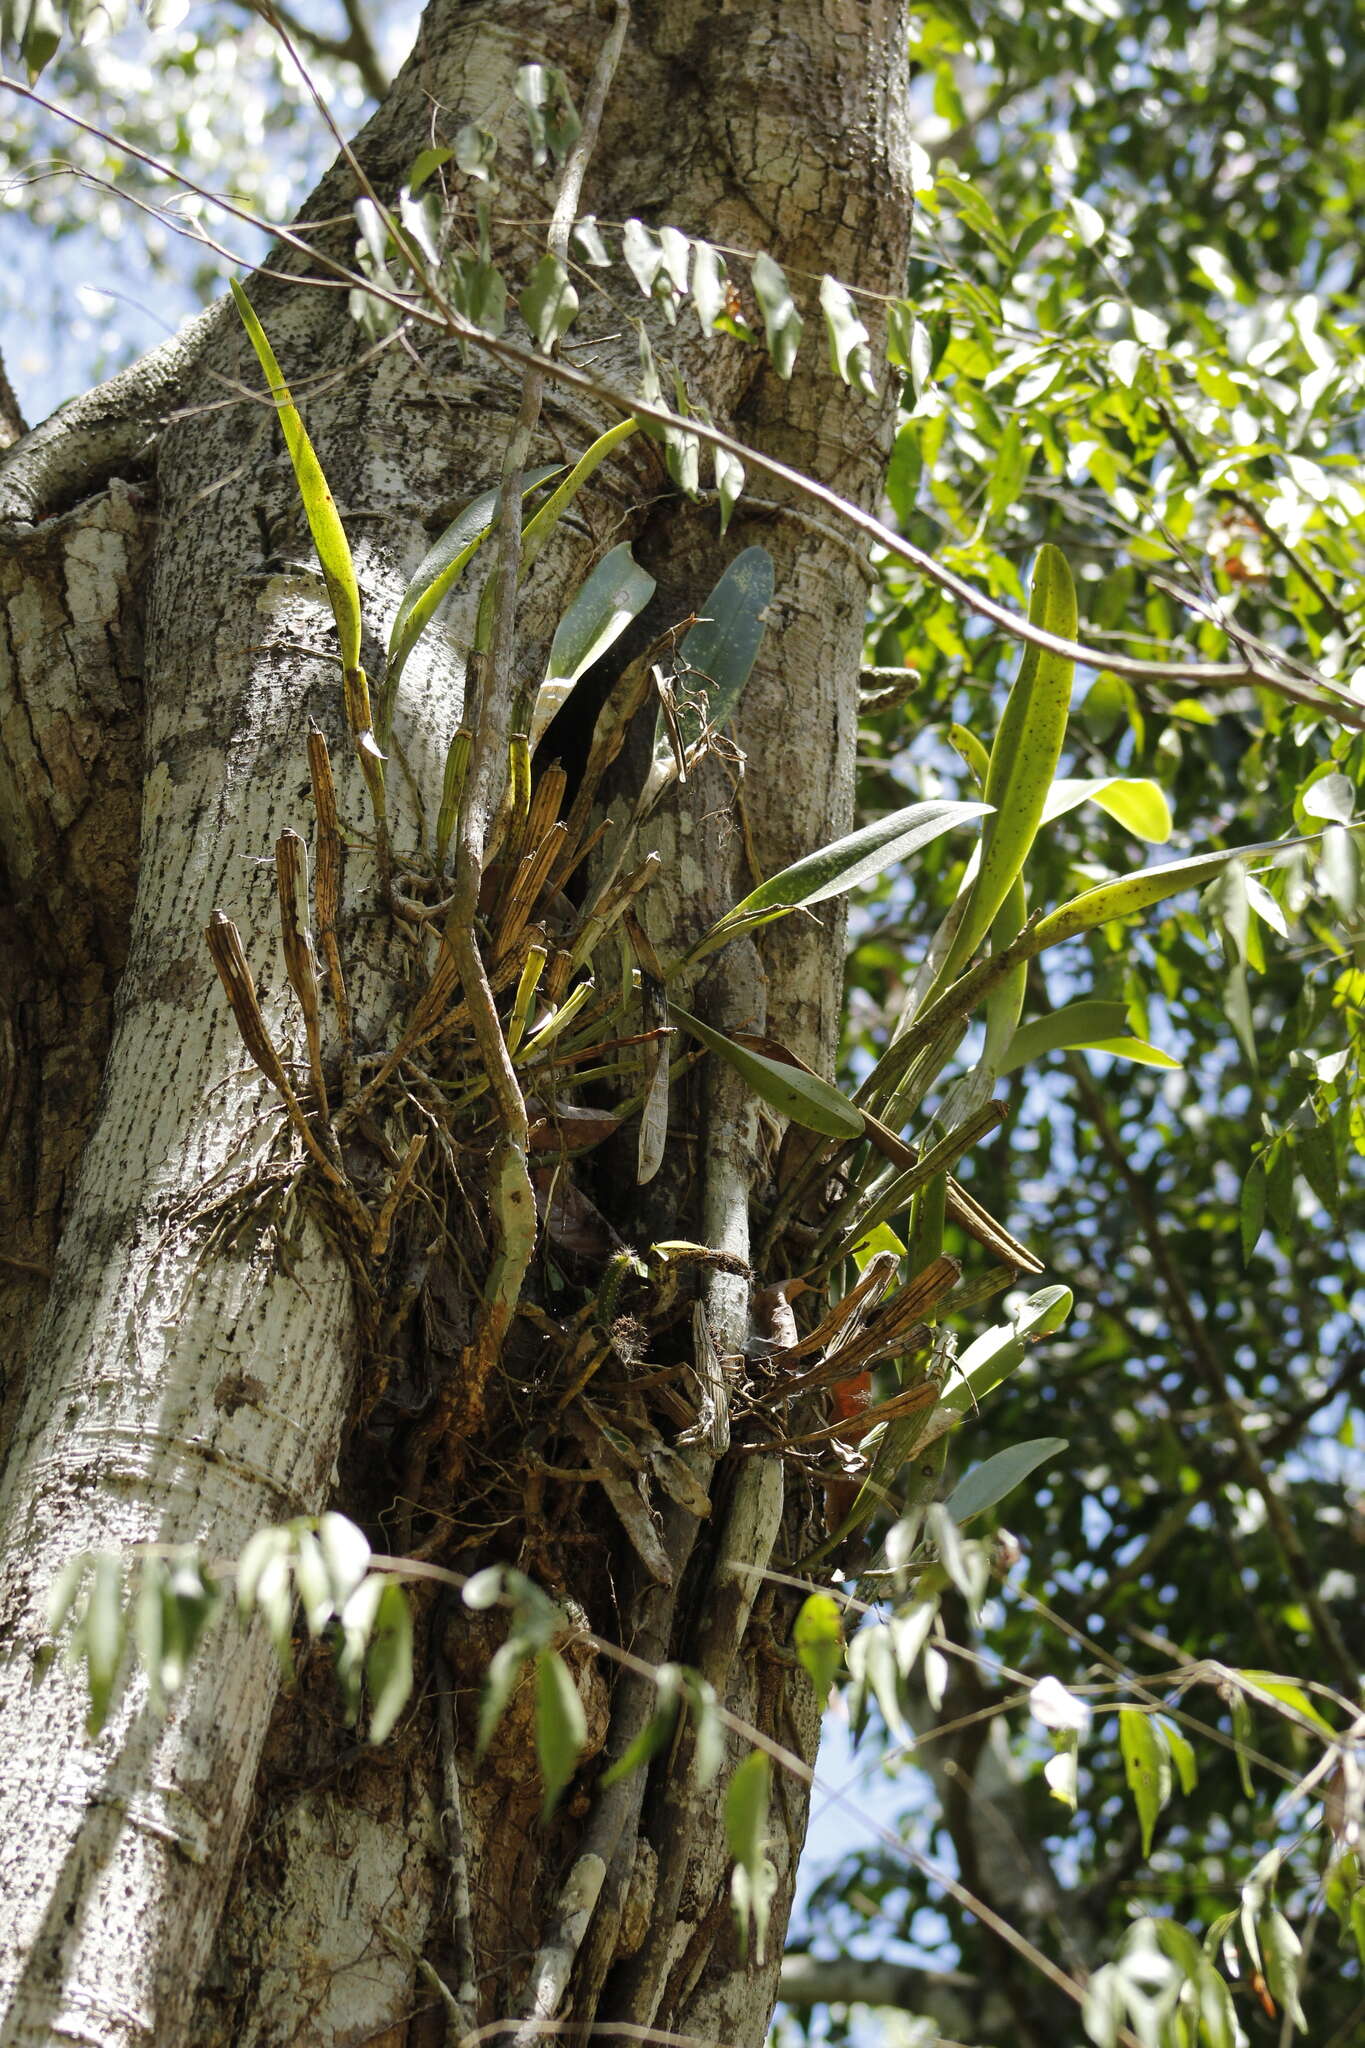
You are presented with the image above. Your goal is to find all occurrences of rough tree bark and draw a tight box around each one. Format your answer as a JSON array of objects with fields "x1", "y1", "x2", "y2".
[{"x1": 0, "y1": 3, "x2": 913, "y2": 2043}]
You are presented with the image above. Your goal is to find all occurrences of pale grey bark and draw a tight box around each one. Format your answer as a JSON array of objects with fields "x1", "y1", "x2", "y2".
[{"x1": 0, "y1": 4, "x2": 914, "y2": 2043}]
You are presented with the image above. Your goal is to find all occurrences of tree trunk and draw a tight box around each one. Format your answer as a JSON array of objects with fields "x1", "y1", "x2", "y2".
[{"x1": 0, "y1": 4, "x2": 913, "y2": 2043}]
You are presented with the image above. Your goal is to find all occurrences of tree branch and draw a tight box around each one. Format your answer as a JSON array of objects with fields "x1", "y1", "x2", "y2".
[{"x1": 779, "y1": 1952, "x2": 979, "y2": 2035}]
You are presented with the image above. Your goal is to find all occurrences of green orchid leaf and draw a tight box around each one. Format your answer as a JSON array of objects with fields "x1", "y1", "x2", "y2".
[
  {"x1": 670, "y1": 1004, "x2": 864, "y2": 1140},
  {"x1": 1031, "y1": 835, "x2": 1328, "y2": 951},
  {"x1": 231, "y1": 279, "x2": 362, "y2": 674},
  {"x1": 943, "y1": 543, "x2": 1078, "y2": 979},
  {"x1": 382, "y1": 465, "x2": 561, "y2": 731},
  {"x1": 944, "y1": 1438, "x2": 1069, "y2": 1525},
  {"x1": 997, "y1": 999, "x2": 1179, "y2": 1072},
  {"x1": 532, "y1": 543, "x2": 657, "y2": 747},
  {"x1": 692, "y1": 799, "x2": 990, "y2": 961},
  {"x1": 1041, "y1": 775, "x2": 1173, "y2": 843}
]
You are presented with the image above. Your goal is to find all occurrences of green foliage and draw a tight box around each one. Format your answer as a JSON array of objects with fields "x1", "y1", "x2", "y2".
[
  {"x1": 13, "y1": 4, "x2": 1365, "y2": 2036},
  {"x1": 795, "y1": 15, "x2": 1365, "y2": 2028},
  {"x1": 792, "y1": 1593, "x2": 845, "y2": 1700},
  {"x1": 726, "y1": 1750, "x2": 777, "y2": 1961},
  {"x1": 535, "y1": 1647, "x2": 587, "y2": 1818},
  {"x1": 230, "y1": 280, "x2": 363, "y2": 676}
]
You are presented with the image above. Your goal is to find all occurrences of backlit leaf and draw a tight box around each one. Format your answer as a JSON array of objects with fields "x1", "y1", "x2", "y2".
[
  {"x1": 792, "y1": 1592, "x2": 844, "y2": 1698},
  {"x1": 230, "y1": 280, "x2": 362, "y2": 673},
  {"x1": 1118, "y1": 1705, "x2": 1171, "y2": 1855},
  {"x1": 536, "y1": 1647, "x2": 587, "y2": 1817},
  {"x1": 1041, "y1": 775, "x2": 1173, "y2": 843}
]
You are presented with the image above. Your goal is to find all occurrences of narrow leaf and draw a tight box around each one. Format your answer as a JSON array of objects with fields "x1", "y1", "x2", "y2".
[
  {"x1": 230, "y1": 280, "x2": 362, "y2": 672},
  {"x1": 82, "y1": 1553, "x2": 126, "y2": 1736},
  {"x1": 47, "y1": 1552, "x2": 92, "y2": 1639},
  {"x1": 792, "y1": 1592, "x2": 844, "y2": 1699},
  {"x1": 365, "y1": 1580, "x2": 414, "y2": 1743},
  {"x1": 935, "y1": 1286, "x2": 1072, "y2": 1425},
  {"x1": 725, "y1": 1748, "x2": 771, "y2": 1870},
  {"x1": 698, "y1": 799, "x2": 991, "y2": 956},
  {"x1": 1031, "y1": 836, "x2": 1327, "y2": 952},
  {"x1": 1118, "y1": 1705, "x2": 1171, "y2": 1855},
  {"x1": 995, "y1": 999, "x2": 1127, "y2": 1070},
  {"x1": 1237, "y1": 1670, "x2": 1338, "y2": 1737},
  {"x1": 1158, "y1": 1717, "x2": 1198, "y2": 1795},
  {"x1": 670, "y1": 1004, "x2": 863, "y2": 1139},
  {"x1": 384, "y1": 466, "x2": 561, "y2": 710},
  {"x1": 536, "y1": 1646, "x2": 588, "y2": 1817},
  {"x1": 944, "y1": 1437, "x2": 1068, "y2": 1525},
  {"x1": 1260, "y1": 1908, "x2": 1307, "y2": 2030},
  {"x1": 600, "y1": 1664, "x2": 682, "y2": 1787},
  {"x1": 1239, "y1": 1156, "x2": 1267, "y2": 1261},
  {"x1": 533, "y1": 544, "x2": 656, "y2": 747},
  {"x1": 686, "y1": 1673, "x2": 724, "y2": 1787},
  {"x1": 944, "y1": 543, "x2": 1077, "y2": 978},
  {"x1": 521, "y1": 418, "x2": 640, "y2": 574}
]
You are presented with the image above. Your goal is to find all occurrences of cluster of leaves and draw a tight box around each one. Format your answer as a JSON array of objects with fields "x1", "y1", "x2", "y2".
[
  {"x1": 46, "y1": 1512, "x2": 412, "y2": 1743},
  {"x1": 11, "y1": 0, "x2": 1364, "y2": 2036},
  {"x1": 785, "y1": 4, "x2": 1364, "y2": 2045}
]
